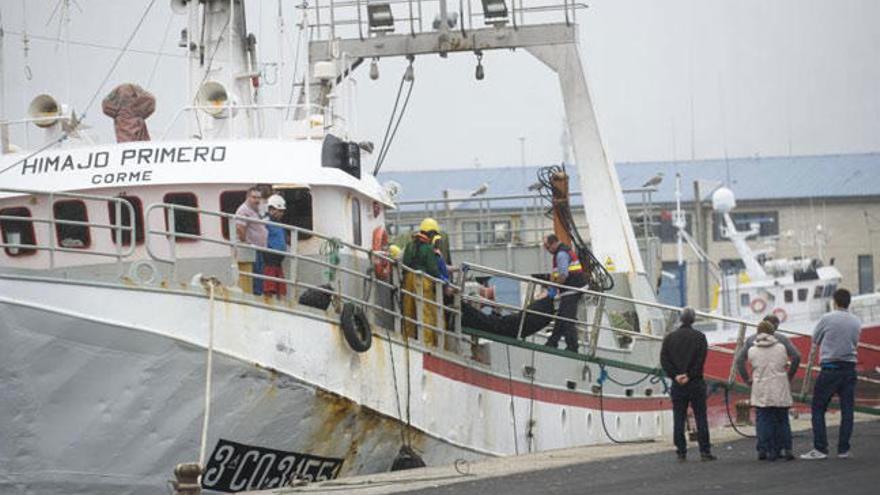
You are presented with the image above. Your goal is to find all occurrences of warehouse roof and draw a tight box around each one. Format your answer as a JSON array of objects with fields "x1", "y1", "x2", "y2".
[{"x1": 379, "y1": 152, "x2": 880, "y2": 210}]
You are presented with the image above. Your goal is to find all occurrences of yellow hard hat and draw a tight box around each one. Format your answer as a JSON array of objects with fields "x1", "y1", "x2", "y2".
[
  {"x1": 388, "y1": 244, "x2": 401, "y2": 259},
  {"x1": 419, "y1": 217, "x2": 440, "y2": 233}
]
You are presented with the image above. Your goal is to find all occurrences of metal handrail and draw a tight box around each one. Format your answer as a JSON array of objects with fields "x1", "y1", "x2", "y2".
[
  {"x1": 144, "y1": 202, "x2": 467, "y2": 350},
  {"x1": 0, "y1": 188, "x2": 137, "y2": 269}
]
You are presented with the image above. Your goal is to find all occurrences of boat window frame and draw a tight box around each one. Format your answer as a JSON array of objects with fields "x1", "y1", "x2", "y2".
[
  {"x1": 784, "y1": 289, "x2": 793, "y2": 303},
  {"x1": 162, "y1": 192, "x2": 201, "y2": 241},
  {"x1": 797, "y1": 287, "x2": 809, "y2": 302},
  {"x1": 219, "y1": 189, "x2": 248, "y2": 240},
  {"x1": 351, "y1": 196, "x2": 362, "y2": 246},
  {"x1": 108, "y1": 195, "x2": 145, "y2": 246},
  {"x1": 0, "y1": 206, "x2": 37, "y2": 257},
  {"x1": 52, "y1": 199, "x2": 91, "y2": 249}
]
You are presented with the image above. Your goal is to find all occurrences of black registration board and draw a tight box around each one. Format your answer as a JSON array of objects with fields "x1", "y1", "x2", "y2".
[{"x1": 201, "y1": 439, "x2": 344, "y2": 492}]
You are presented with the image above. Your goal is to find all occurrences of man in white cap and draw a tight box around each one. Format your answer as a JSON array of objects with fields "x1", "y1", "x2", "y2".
[{"x1": 262, "y1": 194, "x2": 288, "y2": 298}]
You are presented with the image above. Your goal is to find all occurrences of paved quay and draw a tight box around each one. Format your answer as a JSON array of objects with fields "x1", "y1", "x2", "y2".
[{"x1": 252, "y1": 414, "x2": 878, "y2": 495}]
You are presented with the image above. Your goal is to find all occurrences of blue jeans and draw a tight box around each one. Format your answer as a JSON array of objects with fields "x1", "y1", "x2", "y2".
[
  {"x1": 671, "y1": 380, "x2": 711, "y2": 455},
  {"x1": 756, "y1": 407, "x2": 789, "y2": 458},
  {"x1": 811, "y1": 362, "x2": 857, "y2": 454}
]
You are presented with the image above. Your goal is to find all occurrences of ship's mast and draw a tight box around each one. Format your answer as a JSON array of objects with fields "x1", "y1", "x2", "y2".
[
  {"x1": 302, "y1": 1, "x2": 660, "y2": 325},
  {"x1": 174, "y1": 0, "x2": 257, "y2": 140}
]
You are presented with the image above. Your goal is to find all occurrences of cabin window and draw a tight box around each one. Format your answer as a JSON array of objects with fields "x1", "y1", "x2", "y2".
[
  {"x1": 784, "y1": 289, "x2": 793, "y2": 303},
  {"x1": 53, "y1": 200, "x2": 90, "y2": 249},
  {"x1": 108, "y1": 196, "x2": 145, "y2": 246},
  {"x1": 351, "y1": 197, "x2": 362, "y2": 246},
  {"x1": 163, "y1": 192, "x2": 201, "y2": 239},
  {"x1": 814, "y1": 285, "x2": 824, "y2": 299},
  {"x1": 740, "y1": 293, "x2": 750, "y2": 307},
  {"x1": 277, "y1": 188, "x2": 313, "y2": 240},
  {"x1": 462, "y1": 221, "x2": 482, "y2": 247},
  {"x1": 219, "y1": 190, "x2": 247, "y2": 240},
  {"x1": 797, "y1": 288, "x2": 809, "y2": 302},
  {"x1": 823, "y1": 284, "x2": 837, "y2": 298},
  {"x1": 0, "y1": 207, "x2": 37, "y2": 256}
]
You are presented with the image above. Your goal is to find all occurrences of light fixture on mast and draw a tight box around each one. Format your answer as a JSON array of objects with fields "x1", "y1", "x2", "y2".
[
  {"x1": 367, "y1": 3, "x2": 395, "y2": 34},
  {"x1": 481, "y1": 0, "x2": 509, "y2": 27}
]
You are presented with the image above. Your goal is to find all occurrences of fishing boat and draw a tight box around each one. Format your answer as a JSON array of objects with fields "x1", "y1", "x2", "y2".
[{"x1": 0, "y1": 2, "x2": 876, "y2": 494}]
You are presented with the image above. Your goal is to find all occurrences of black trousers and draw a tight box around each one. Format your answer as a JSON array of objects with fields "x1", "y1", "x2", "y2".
[
  {"x1": 671, "y1": 379, "x2": 711, "y2": 455},
  {"x1": 546, "y1": 272, "x2": 587, "y2": 352}
]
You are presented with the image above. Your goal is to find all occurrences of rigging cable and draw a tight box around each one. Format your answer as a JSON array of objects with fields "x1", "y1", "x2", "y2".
[
  {"x1": 146, "y1": 12, "x2": 175, "y2": 89},
  {"x1": 372, "y1": 59, "x2": 415, "y2": 176},
  {"x1": 0, "y1": 0, "x2": 157, "y2": 177},
  {"x1": 81, "y1": 0, "x2": 158, "y2": 120}
]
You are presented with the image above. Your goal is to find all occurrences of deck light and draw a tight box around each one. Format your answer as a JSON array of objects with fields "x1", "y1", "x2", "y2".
[
  {"x1": 481, "y1": 0, "x2": 509, "y2": 26},
  {"x1": 367, "y1": 3, "x2": 395, "y2": 34},
  {"x1": 370, "y1": 58, "x2": 380, "y2": 80},
  {"x1": 475, "y1": 51, "x2": 485, "y2": 80}
]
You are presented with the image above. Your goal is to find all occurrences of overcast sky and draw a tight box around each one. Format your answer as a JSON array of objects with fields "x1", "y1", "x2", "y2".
[{"x1": 1, "y1": 0, "x2": 878, "y2": 171}]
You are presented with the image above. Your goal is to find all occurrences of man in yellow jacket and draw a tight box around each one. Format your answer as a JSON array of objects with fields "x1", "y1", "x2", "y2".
[{"x1": 401, "y1": 218, "x2": 443, "y2": 345}]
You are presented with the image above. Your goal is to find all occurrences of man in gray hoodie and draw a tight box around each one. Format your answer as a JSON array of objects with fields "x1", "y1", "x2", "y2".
[{"x1": 735, "y1": 314, "x2": 801, "y2": 460}]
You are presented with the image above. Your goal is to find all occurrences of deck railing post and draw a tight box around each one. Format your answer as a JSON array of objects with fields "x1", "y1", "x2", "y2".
[
  {"x1": 800, "y1": 341, "x2": 817, "y2": 400},
  {"x1": 47, "y1": 192, "x2": 56, "y2": 270},
  {"x1": 289, "y1": 231, "x2": 299, "y2": 305},
  {"x1": 588, "y1": 296, "x2": 605, "y2": 358},
  {"x1": 728, "y1": 323, "x2": 748, "y2": 386},
  {"x1": 516, "y1": 281, "x2": 536, "y2": 341}
]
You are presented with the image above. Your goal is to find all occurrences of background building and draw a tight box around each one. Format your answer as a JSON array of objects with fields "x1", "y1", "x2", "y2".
[{"x1": 381, "y1": 152, "x2": 880, "y2": 309}]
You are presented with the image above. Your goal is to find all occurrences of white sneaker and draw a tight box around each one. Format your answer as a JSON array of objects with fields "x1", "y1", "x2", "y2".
[
  {"x1": 799, "y1": 449, "x2": 828, "y2": 460},
  {"x1": 838, "y1": 451, "x2": 850, "y2": 459}
]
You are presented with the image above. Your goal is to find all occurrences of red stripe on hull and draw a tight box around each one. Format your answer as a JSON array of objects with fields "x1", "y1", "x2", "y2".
[
  {"x1": 422, "y1": 354, "x2": 670, "y2": 412},
  {"x1": 705, "y1": 325, "x2": 880, "y2": 383}
]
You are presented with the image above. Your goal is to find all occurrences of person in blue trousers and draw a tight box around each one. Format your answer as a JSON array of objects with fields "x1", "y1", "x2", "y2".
[{"x1": 800, "y1": 288, "x2": 861, "y2": 460}]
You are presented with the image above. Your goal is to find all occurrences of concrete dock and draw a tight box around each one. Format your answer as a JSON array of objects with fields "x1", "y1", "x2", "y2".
[{"x1": 248, "y1": 413, "x2": 878, "y2": 495}]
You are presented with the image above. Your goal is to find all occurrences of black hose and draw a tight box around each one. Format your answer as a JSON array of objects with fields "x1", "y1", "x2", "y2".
[
  {"x1": 534, "y1": 165, "x2": 614, "y2": 291},
  {"x1": 723, "y1": 385, "x2": 757, "y2": 439}
]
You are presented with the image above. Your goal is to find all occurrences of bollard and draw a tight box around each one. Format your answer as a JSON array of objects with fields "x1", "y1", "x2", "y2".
[
  {"x1": 735, "y1": 400, "x2": 752, "y2": 425},
  {"x1": 172, "y1": 463, "x2": 202, "y2": 495}
]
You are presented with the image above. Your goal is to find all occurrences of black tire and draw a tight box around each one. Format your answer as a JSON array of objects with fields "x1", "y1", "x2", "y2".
[{"x1": 341, "y1": 303, "x2": 372, "y2": 352}]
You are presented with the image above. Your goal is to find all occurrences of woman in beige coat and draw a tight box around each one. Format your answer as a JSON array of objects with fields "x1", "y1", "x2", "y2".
[{"x1": 747, "y1": 320, "x2": 794, "y2": 461}]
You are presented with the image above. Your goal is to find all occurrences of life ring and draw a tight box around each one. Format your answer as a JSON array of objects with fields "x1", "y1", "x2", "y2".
[
  {"x1": 750, "y1": 297, "x2": 767, "y2": 314},
  {"x1": 371, "y1": 226, "x2": 391, "y2": 281},
  {"x1": 772, "y1": 307, "x2": 788, "y2": 323},
  {"x1": 129, "y1": 260, "x2": 158, "y2": 285},
  {"x1": 340, "y1": 303, "x2": 372, "y2": 353}
]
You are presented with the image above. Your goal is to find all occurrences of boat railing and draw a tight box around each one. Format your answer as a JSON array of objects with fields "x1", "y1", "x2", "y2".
[
  {"x1": 459, "y1": 262, "x2": 880, "y2": 400},
  {"x1": 305, "y1": 0, "x2": 588, "y2": 42},
  {"x1": 389, "y1": 186, "x2": 660, "y2": 250},
  {"x1": 143, "y1": 202, "x2": 470, "y2": 355},
  {"x1": 0, "y1": 187, "x2": 137, "y2": 272}
]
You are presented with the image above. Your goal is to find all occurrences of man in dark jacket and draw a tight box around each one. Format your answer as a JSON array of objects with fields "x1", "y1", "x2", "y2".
[{"x1": 661, "y1": 307, "x2": 716, "y2": 462}]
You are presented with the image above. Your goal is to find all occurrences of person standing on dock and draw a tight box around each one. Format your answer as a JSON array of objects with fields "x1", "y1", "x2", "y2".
[
  {"x1": 661, "y1": 308, "x2": 716, "y2": 462},
  {"x1": 735, "y1": 314, "x2": 800, "y2": 460},
  {"x1": 542, "y1": 234, "x2": 588, "y2": 352},
  {"x1": 801, "y1": 288, "x2": 861, "y2": 460},
  {"x1": 746, "y1": 320, "x2": 795, "y2": 461}
]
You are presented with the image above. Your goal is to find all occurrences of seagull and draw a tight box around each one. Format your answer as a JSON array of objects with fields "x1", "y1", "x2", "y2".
[{"x1": 642, "y1": 172, "x2": 664, "y2": 188}]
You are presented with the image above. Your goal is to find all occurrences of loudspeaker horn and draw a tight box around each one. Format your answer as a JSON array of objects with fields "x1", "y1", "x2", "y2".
[
  {"x1": 196, "y1": 81, "x2": 237, "y2": 119},
  {"x1": 170, "y1": 0, "x2": 189, "y2": 15},
  {"x1": 28, "y1": 94, "x2": 62, "y2": 128}
]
